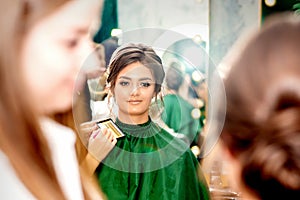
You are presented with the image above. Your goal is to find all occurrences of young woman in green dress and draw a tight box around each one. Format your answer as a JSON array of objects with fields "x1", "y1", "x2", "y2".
[{"x1": 95, "y1": 43, "x2": 210, "y2": 200}]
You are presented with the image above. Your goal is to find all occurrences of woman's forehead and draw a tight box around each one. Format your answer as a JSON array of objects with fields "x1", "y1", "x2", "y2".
[{"x1": 117, "y1": 62, "x2": 154, "y2": 80}]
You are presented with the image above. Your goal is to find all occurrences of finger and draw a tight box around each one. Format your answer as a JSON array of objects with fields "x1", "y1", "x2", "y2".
[
  {"x1": 89, "y1": 125, "x2": 100, "y2": 135},
  {"x1": 90, "y1": 125, "x2": 99, "y2": 136},
  {"x1": 81, "y1": 124, "x2": 98, "y2": 136},
  {"x1": 112, "y1": 138, "x2": 117, "y2": 145},
  {"x1": 89, "y1": 124, "x2": 98, "y2": 132},
  {"x1": 90, "y1": 129, "x2": 101, "y2": 140},
  {"x1": 80, "y1": 121, "x2": 96, "y2": 128},
  {"x1": 100, "y1": 127, "x2": 108, "y2": 135},
  {"x1": 105, "y1": 129, "x2": 115, "y2": 142}
]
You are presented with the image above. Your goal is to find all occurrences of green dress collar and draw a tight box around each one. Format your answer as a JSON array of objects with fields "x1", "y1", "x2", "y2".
[{"x1": 115, "y1": 117, "x2": 161, "y2": 138}]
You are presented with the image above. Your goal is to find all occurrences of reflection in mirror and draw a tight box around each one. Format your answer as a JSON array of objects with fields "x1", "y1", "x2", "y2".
[
  {"x1": 160, "y1": 37, "x2": 209, "y2": 160},
  {"x1": 90, "y1": 32, "x2": 209, "y2": 158},
  {"x1": 76, "y1": 28, "x2": 211, "y2": 158}
]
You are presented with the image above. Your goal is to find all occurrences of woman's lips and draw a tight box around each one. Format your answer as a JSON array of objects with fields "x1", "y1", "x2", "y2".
[{"x1": 128, "y1": 100, "x2": 142, "y2": 105}]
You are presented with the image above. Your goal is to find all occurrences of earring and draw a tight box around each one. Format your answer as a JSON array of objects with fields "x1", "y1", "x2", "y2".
[{"x1": 107, "y1": 92, "x2": 117, "y2": 121}]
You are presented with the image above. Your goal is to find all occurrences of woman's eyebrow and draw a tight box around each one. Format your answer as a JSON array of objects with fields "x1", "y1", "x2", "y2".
[
  {"x1": 118, "y1": 76, "x2": 131, "y2": 80},
  {"x1": 118, "y1": 76, "x2": 153, "y2": 81},
  {"x1": 139, "y1": 77, "x2": 153, "y2": 81}
]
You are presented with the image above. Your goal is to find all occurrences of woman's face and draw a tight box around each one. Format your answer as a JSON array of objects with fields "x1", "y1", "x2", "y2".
[
  {"x1": 113, "y1": 62, "x2": 156, "y2": 124},
  {"x1": 21, "y1": 0, "x2": 102, "y2": 114}
]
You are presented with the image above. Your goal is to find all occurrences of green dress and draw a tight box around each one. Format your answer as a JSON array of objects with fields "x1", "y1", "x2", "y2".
[
  {"x1": 162, "y1": 94, "x2": 202, "y2": 144},
  {"x1": 95, "y1": 117, "x2": 210, "y2": 200}
]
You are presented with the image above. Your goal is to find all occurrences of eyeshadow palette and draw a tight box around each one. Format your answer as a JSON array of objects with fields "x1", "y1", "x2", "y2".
[{"x1": 97, "y1": 118, "x2": 125, "y2": 139}]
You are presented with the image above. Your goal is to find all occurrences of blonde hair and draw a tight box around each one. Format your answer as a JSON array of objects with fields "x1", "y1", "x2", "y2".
[{"x1": 0, "y1": 0, "x2": 70, "y2": 199}]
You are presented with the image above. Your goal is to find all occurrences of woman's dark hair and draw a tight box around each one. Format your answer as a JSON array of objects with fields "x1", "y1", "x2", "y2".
[
  {"x1": 107, "y1": 43, "x2": 165, "y2": 95},
  {"x1": 220, "y1": 14, "x2": 300, "y2": 199},
  {"x1": 165, "y1": 61, "x2": 184, "y2": 92}
]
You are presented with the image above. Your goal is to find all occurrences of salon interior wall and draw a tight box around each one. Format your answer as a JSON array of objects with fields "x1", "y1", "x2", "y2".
[
  {"x1": 209, "y1": 0, "x2": 260, "y2": 66},
  {"x1": 118, "y1": 0, "x2": 259, "y2": 61},
  {"x1": 204, "y1": 0, "x2": 260, "y2": 181},
  {"x1": 206, "y1": 0, "x2": 260, "y2": 146},
  {"x1": 117, "y1": 0, "x2": 209, "y2": 51}
]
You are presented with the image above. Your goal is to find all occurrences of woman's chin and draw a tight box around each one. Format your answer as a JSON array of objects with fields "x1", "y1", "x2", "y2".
[{"x1": 47, "y1": 101, "x2": 72, "y2": 115}]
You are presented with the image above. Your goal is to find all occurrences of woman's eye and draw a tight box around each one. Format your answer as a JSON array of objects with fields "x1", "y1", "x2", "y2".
[
  {"x1": 140, "y1": 82, "x2": 151, "y2": 87},
  {"x1": 65, "y1": 39, "x2": 79, "y2": 49},
  {"x1": 119, "y1": 81, "x2": 129, "y2": 86}
]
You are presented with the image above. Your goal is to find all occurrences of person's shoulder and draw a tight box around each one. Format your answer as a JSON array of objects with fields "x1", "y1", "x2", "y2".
[
  {"x1": 0, "y1": 151, "x2": 37, "y2": 200},
  {"x1": 40, "y1": 117, "x2": 76, "y2": 144},
  {"x1": 154, "y1": 120, "x2": 191, "y2": 147},
  {"x1": 157, "y1": 126, "x2": 199, "y2": 166},
  {"x1": 163, "y1": 94, "x2": 181, "y2": 106},
  {"x1": 163, "y1": 93, "x2": 177, "y2": 99},
  {"x1": 163, "y1": 127, "x2": 190, "y2": 144},
  {"x1": 41, "y1": 118, "x2": 74, "y2": 134}
]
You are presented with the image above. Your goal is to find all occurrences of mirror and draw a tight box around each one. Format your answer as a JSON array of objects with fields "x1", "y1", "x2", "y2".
[
  {"x1": 82, "y1": 27, "x2": 210, "y2": 159},
  {"x1": 72, "y1": 0, "x2": 263, "y2": 198},
  {"x1": 75, "y1": 0, "x2": 210, "y2": 157}
]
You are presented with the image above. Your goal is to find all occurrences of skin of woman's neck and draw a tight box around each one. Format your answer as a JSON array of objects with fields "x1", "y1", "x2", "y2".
[{"x1": 118, "y1": 113, "x2": 149, "y2": 125}]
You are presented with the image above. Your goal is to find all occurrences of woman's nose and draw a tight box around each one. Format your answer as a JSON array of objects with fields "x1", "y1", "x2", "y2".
[
  {"x1": 78, "y1": 39, "x2": 99, "y2": 70},
  {"x1": 130, "y1": 85, "x2": 141, "y2": 96}
]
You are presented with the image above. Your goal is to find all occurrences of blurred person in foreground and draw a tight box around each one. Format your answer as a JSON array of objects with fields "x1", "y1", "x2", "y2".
[
  {"x1": 0, "y1": 0, "x2": 115, "y2": 199},
  {"x1": 216, "y1": 13, "x2": 300, "y2": 200}
]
